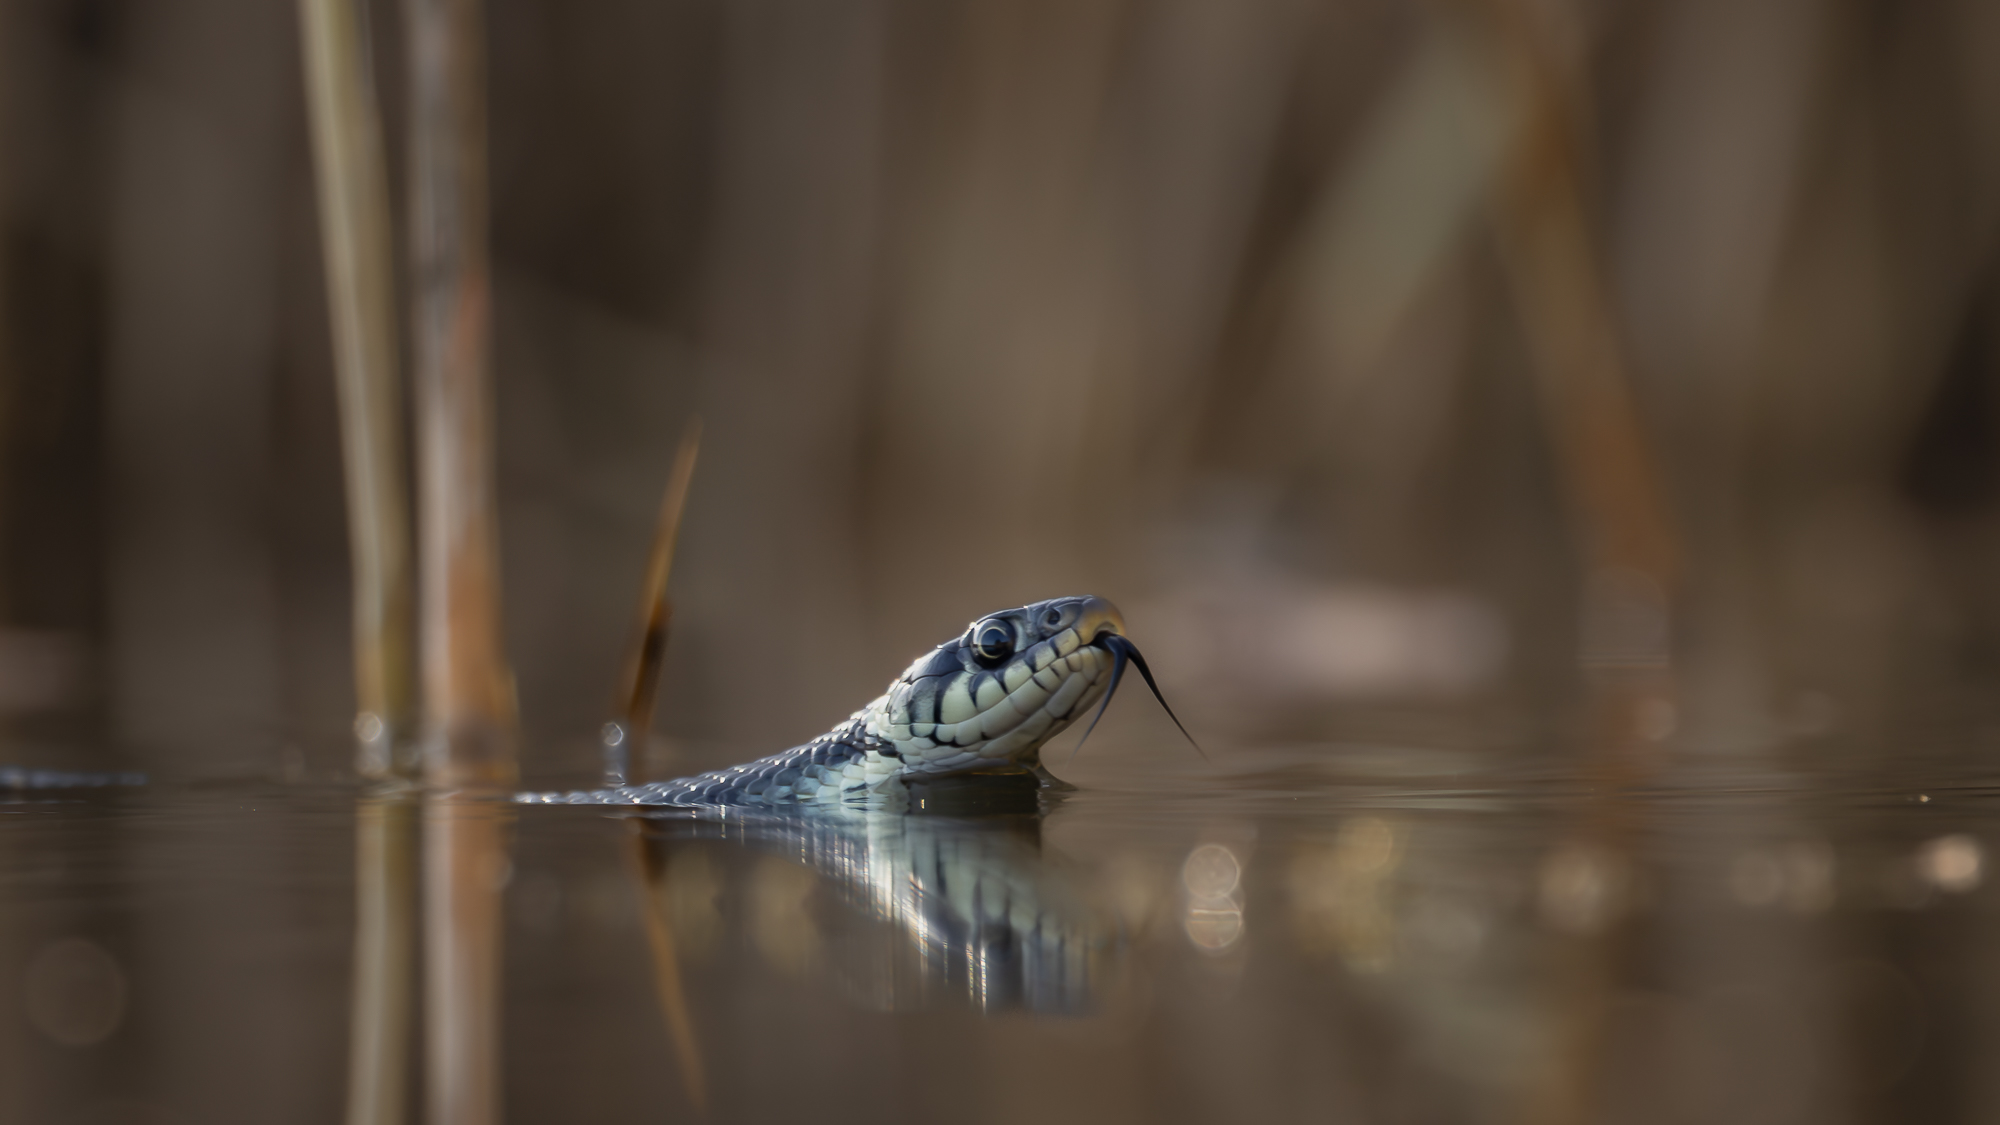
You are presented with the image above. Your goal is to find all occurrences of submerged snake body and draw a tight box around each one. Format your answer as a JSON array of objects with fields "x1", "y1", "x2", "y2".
[{"x1": 521, "y1": 595, "x2": 1128, "y2": 809}]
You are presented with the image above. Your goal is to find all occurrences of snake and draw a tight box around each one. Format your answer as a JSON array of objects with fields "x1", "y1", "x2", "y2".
[{"x1": 520, "y1": 594, "x2": 1193, "y2": 809}]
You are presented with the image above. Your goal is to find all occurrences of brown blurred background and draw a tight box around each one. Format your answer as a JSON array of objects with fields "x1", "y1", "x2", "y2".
[{"x1": 5, "y1": 0, "x2": 2000, "y2": 779}]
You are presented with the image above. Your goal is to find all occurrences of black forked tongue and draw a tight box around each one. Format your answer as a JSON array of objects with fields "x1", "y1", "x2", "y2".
[{"x1": 1069, "y1": 633, "x2": 1207, "y2": 762}]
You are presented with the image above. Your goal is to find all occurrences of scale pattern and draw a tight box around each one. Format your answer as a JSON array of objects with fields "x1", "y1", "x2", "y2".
[{"x1": 519, "y1": 719, "x2": 896, "y2": 807}]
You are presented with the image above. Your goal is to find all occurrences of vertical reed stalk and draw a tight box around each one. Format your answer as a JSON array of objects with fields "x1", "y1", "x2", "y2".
[
  {"x1": 607, "y1": 419, "x2": 701, "y2": 785},
  {"x1": 406, "y1": 0, "x2": 514, "y2": 787},
  {"x1": 1471, "y1": 0, "x2": 1679, "y2": 591},
  {"x1": 299, "y1": 0, "x2": 419, "y2": 778},
  {"x1": 345, "y1": 793, "x2": 419, "y2": 1125},
  {"x1": 1464, "y1": 0, "x2": 1680, "y2": 785}
]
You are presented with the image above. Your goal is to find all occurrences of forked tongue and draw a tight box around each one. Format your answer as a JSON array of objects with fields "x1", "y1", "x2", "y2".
[{"x1": 1067, "y1": 633, "x2": 1206, "y2": 762}]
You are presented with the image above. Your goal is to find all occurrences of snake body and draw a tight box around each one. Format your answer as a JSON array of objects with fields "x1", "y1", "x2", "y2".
[{"x1": 521, "y1": 595, "x2": 1137, "y2": 809}]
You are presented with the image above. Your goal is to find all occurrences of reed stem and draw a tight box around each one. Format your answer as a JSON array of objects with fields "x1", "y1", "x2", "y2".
[
  {"x1": 298, "y1": 0, "x2": 418, "y2": 778},
  {"x1": 406, "y1": 0, "x2": 514, "y2": 788},
  {"x1": 1472, "y1": 0, "x2": 1680, "y2": 591}
]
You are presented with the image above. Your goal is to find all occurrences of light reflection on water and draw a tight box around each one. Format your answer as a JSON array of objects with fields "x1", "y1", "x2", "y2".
[{"x1": 3, "y1": 751, "x2": 2000, "y2": 1123}]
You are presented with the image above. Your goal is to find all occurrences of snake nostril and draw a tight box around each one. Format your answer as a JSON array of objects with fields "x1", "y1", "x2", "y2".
[{"x1": 1044, "y1": 609, "x2": 1063, "y2": 627}]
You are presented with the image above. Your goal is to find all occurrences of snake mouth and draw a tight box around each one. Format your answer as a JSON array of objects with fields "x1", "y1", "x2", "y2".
[
  {"x1": 1068, "y1": 595, "x2": 1126, "y2": 647},
  {"x1": 878, "y1": 595, "x2": 1198, "y2": 775}
]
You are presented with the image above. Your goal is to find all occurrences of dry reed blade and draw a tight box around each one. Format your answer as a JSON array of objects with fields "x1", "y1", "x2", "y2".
[
  {"x1": 1458, "y1": 0, "x2": 1680, "y2": 783},
  {"x1": 1468, "y1": 0, "x2": 1680, "y2": 590},
  {"x1": 299, "y1": 0, "x2": 418, "y2": 778},
  {"x1": 407, "y1": 0, "x2": 515, "y2": 789},
  {"x1": 345, "y1": 792, "x2": 419, "y2": 1125},
  {"x1": 609, "y1": 418, "x2": 701, "y2": 785}
]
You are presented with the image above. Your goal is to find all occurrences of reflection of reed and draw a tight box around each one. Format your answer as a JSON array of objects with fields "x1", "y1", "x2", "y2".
[
  {"x1": 629, "y1": 826, "x2": 708, "y2": 1113},
  {"x1": 424, "y1": 795, "x2": 512, "y2": 1125},
  {"x1": 298, "y1": 0, "x2": 420, "y2": 779},
  {"x1": 346, "y1": 793, "x2": 418, "y2": 1125}
]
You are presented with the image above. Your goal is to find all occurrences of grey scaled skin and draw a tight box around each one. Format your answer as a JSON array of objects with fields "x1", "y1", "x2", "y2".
[{"x1": 520, "y1": 595, "x2": 1144, "y2": 809}]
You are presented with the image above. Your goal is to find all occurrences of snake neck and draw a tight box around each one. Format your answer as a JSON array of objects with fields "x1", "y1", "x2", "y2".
[{"x1": 517, "y1": 698, "x2": 978, "y2": 809}]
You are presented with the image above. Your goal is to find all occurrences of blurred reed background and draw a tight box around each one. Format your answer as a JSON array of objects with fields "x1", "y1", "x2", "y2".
[{"x1": 3, "y1": 0, "x2": 2000, "y2": 779}]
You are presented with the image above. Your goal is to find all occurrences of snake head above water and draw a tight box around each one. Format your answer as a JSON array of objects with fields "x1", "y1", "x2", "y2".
[{"x1": 865, "y1": 595, "x2": 1129, "y2": 777}]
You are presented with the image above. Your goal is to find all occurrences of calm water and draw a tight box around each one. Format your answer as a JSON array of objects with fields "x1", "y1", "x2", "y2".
[{"x1": 4, "y1": 739, "x2": 1998, "y2": 1125}]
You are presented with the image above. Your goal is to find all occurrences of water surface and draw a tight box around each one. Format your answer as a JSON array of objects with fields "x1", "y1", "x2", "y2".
[{"x1": 4, "y1": 741, "x2": 1996, "y2": 1124}]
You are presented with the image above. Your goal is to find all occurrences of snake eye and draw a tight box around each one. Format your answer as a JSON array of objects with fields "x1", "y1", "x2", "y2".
[
  {"x1": 1043, "y1": 608, "x2": 1064, "y2": 627},
  {"x1": 971, "y1": 619, "x2": 1015, "y2": 663}
]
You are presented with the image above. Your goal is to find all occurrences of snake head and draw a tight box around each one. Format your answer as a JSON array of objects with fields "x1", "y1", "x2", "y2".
[{"x1": 870, "y1": 595, "x2": 1129, "y2": 775}]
